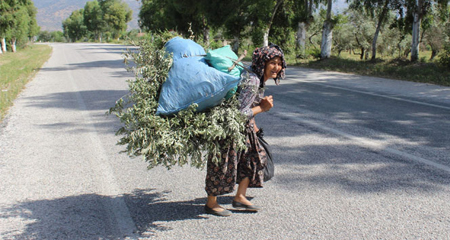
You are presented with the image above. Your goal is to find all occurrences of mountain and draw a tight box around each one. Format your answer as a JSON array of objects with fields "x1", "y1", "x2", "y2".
[{"x1": 33, "y1": 0, "x2": 141, "y2": 32}]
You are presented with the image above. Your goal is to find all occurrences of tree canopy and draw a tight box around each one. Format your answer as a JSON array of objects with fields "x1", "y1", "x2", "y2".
[
  {"x1": 0, "y1": 0, "x2": 39, "y2": 53},
  {"x1": 62, "y1": 0, "x2": 132, "y2": 42}
]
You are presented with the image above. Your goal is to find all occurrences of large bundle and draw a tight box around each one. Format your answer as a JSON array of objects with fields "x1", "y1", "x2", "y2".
[
  {"x1": 110, "y1": 34, "x2": 247, "y2": 169},
  {"x1": 156, "y1": 37, "x2": 242, "y2": 115}
]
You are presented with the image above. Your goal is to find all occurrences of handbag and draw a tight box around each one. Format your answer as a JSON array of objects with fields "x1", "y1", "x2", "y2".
[{"x1": 257, "y1": 128, "x2": 274, "y2": 182}]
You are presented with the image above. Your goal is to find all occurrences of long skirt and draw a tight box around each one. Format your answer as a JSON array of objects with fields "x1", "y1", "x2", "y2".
[{"x1": 205, "y1": 121, "x2": 267, "y2": 196}]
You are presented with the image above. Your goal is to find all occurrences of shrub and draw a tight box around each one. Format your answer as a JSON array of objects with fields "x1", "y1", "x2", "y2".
[{"x1": 438, "y1": 43, "x2": 450, "y2": 68}]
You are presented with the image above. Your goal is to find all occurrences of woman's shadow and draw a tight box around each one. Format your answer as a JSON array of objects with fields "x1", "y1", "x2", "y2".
[{"x1": 0, "y1": 188, "x2": 254, "y2": 239}]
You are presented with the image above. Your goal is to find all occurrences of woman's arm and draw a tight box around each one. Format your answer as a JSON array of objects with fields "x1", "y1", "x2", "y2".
[
  {"x1": 251, "y1": 95, "x2": 273, "y2": 116},
  {"x1": 250, "y1": 95, "x2": 273, "y2": 133}
]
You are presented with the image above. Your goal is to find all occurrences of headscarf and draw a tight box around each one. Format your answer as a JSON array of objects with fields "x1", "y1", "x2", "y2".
[{"x1": 251, "y1": 43, "x2": 287, "y2": 86}]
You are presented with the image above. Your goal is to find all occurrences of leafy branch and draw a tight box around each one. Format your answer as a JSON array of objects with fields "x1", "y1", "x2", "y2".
[{"x1": 110, "y1": 33, "x2": 247, "y2": 169}]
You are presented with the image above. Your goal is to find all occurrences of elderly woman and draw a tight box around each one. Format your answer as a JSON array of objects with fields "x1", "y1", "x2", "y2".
[{"x1": 204, "y1": 43, "x2": 287, "y2": 217}]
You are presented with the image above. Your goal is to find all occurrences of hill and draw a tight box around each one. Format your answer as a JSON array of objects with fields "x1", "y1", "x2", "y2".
[{"x1": 34, "y1": 0, "x2": 140, "y2": 31}]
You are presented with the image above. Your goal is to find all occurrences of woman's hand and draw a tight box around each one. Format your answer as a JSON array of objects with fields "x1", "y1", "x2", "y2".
[
  {"x1": 260, "y1": 95, "x2": 273, "y2": 112},
  {"x1": 251, "y1": 95, "x2": 274, "y2": 116}
]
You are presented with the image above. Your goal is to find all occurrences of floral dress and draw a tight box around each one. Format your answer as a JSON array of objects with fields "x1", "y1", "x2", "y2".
[{"x1": 205, "y1": 72, "x2": 267, "y2": 196}]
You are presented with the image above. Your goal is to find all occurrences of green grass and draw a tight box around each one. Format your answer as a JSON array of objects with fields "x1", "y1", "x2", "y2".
[{"x1": 0, "y1": 44, "x2": 52, "y2": 121}]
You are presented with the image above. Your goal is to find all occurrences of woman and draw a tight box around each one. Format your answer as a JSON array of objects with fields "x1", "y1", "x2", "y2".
[{"x1": 204, "y1": 43, "x2": 286, "y2": 217}]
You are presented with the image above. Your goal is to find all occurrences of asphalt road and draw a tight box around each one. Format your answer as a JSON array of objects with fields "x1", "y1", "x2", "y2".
[{"x1": 1, "y1": 43, "x2": 450, "y2": 239}]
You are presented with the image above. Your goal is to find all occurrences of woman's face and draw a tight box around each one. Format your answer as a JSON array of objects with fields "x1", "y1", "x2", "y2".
[{"x1": 263, "y1": 57, "x2": 283, "y2": 81}]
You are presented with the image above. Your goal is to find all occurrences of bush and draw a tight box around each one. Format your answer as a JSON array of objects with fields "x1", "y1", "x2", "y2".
[{"x1": 438, "y1": 43, "x2": 450, "y2": 68}]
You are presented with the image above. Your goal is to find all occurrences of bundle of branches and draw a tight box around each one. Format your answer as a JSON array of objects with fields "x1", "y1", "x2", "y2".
[{"x1": 109, "y1": 33, "x2": 247, "y2": 169}]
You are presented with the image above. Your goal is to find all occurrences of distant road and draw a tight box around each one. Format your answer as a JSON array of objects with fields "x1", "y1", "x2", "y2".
[{"x1": 1, "y1": 43, "x2": 450, "y2": 239}]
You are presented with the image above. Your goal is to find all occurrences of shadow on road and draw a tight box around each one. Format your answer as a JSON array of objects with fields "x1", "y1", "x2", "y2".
[
  {"x1": 256, "y1": 80, "x2": 450, "y2": 193},
  {"x1": 0, "y1": 188, "x2": 218, "y2": 239},
  {"x1": 39, "y1": 59, "x2": 132, "y2": 78}
]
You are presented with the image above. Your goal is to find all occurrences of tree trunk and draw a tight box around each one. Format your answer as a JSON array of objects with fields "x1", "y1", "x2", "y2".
[
  {"x1": 263, "y1": 0, "x2": 284, "y2": 47},
  {"x1": 296, "y1": 22, "x2": 307, "y2": 57},
  {"x1": 320, "y1": 21, "x2": 333, "y2": 59},
  {"x1": 430, "y1": 49, "x2": 437, "y2": 60},
  {"x1": 361, "y1": 48, "x2": 364, "y2": 60},
  {"x1": 11, "y1": 39, "x2": 17, "y2": 52},
  {"x1": 320, "y1": 0, "x2": 333, "y2": 59},
  {"x1": 232, "y1": 35, "x2": 240, "y2": 54},
  {"x1": 1, "y1": 38, "x2": 6, "y2": 52},
  {"x1": 411, "y1": 0, "x2": 421, "y2": 62},
  {"x1": 203, "y1": 27, "x2": 210, "y2": 48},
  {"x1": 371, "y1": 0, "x2": 390, "y2": 61},
  {"x1": 263, "y1": 29, "x2": 269, "y2": 47},
  {"x1": 203, "y1": 16, "x2": 210, "y2": 48}
]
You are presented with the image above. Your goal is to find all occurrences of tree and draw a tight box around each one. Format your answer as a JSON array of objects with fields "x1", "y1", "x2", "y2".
[
  {"x1": 346, "y1": 8, "x2": 377, "y2": 59},
  {"x1": 8, "y1": 3, "x2": 30, "y2": 52},
  {"x1": 140, "y1": 0, "x2": 206, "y2": 40},
  {"x1": 331, "y1": 14, "x2": 355, "y2": 56},
  {"x1": 37, "y1": 31, "x2": 52, "y2": 42},
  {"x1": 139, "y1": 0, "x2": 176, "y2": 32},
  {"x1": 347, "y1": 0, "x2": 400, "y2": 61},
  {"x1": 397, "y1": 0, "x2": 448, "y2": 62},
  {"x1": 410, "y1": 0, "x2": 428, "y2": 62},
  {"x1": 0, "y1": 0, "x2": 10, "y2": 53},
  {"x1": 100, "y1": 0, "x2": 132, "y2": 40},
  {"x1": 1, "y1": 0, "x2": 38, "y2": 52},
  {"x1": 140, "y1": 0, "x2": 254, "y2": 52},
  {"x1": 218, "y1": 0, "x2": 256, "y2": 52},
  {"x1": 63, "y1": 9, "x2": 87, "y2": 42},
  {"x1": 320, "y1": 0, "x2": 333, "y2": 59},
  {"x1": 292, "y1": 0, "x2": 322, "y2": 57},
  {"x1": 262, "y1": 0, "x2": 284, "y2": 46},
  {"x1": 422, "y1": 4, "x2": 448, "y2": 60},
  {"x1": 25, "y1": 0, "x2": 39, "y2": 41},
  {"x1": 84, "y1": 0, "x2": 105, "y2": 42}
]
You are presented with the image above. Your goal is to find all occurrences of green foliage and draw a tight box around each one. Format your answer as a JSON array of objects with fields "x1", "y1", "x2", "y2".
[
  {"x1": 100, "y1": 0, "x2": 132, "y2": 39},
  {"x1": 61, "y1": 0, "x2": 133, "y2": 42},
  {"x1": 438, "y1": 43, "x2": 450, "y2": 68},
  {"x1": 83, "y1": 0, "x2": 104, "y2": 41},
  {"x1": 0, "y1": 0, "x2": 39, "y2": 51},
  {"x1": 50, "y1": 31, "x2": 66, "y2": 42},
  {"x1": 63, "y1": 9, "x2": 87, "y2": 42},
  {"x1": 110, "y1": 33, "x2": 247, "y2": 169}
]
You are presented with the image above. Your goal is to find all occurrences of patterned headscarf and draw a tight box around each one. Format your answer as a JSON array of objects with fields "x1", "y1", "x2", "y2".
[{"x1": 251, "y1": 43, "x2": 286, "y2": 86}]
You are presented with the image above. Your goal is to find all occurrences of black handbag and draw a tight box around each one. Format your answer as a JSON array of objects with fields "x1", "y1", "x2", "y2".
[{"x1": 257, "y1": 128, "x2": 274, "y2": 182}]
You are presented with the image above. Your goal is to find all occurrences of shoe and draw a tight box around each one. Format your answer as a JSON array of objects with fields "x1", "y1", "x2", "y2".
[
  {"x1": 204, "y1": 205, "x2": 232, "y2": 217},
  {"x1": 232, "y1": 200, "x2": 260, "y2": 211}
]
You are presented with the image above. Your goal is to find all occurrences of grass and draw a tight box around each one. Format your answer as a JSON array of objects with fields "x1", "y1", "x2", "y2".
[{"x1": 0, "y1": 44, "x2": 52, "y2": 120}]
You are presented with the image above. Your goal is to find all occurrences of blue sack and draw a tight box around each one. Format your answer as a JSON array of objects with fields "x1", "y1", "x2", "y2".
[
  {"x1": 164, "y1": 37, "x2": 206, "y2": 60},
  {"x1": 156, "y1": 37, "x2": 241, "y2": 115}
]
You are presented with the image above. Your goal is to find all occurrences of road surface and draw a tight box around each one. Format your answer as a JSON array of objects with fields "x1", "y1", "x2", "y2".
[{"x1": 1, "y1": 43, "x2": 450, "y2": 239}]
